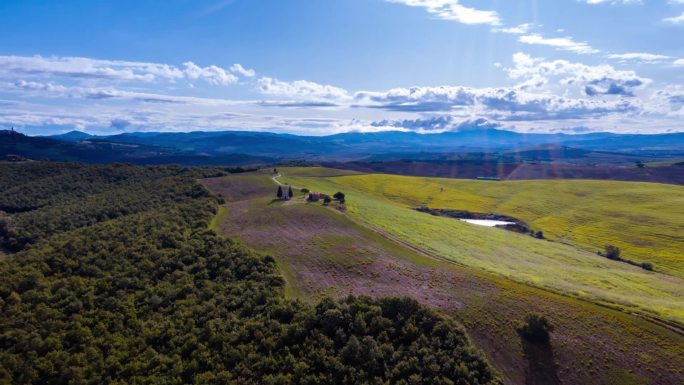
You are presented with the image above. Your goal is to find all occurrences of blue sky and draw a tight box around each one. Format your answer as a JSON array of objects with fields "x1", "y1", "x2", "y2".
[{"x1": 1, "y1": 0, "x2": 684, "y2": 135}]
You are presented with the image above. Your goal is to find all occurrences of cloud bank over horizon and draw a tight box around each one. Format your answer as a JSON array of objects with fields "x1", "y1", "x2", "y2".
[{"x1": 0, "y1": 1, "x2": 683, "y2": 136}]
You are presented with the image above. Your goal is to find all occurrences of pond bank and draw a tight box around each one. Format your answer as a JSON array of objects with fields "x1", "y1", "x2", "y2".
[{"x1": 414, "y1": 206, "x2": 531, "y2": 233}]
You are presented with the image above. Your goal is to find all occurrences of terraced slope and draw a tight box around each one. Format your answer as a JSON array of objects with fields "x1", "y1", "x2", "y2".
[{"x1": 280, "y1": 169, "x2": 684, "y2": 326}]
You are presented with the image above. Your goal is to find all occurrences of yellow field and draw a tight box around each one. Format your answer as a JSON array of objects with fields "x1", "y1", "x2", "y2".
[
  {"x1": 280, "y1": 168, "x2": 684, "y2": 325},
  {"x1": 324, "y1": 173, "x2": 684, "y2": 279}
]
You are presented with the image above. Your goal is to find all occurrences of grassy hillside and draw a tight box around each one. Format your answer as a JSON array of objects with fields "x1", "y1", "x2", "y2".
[
  {"x1": 315, "y1": 173, "x2": 684, "y2": 280},
  {"x1": 204, "y1": 170, "x2": 684, "y2": 385},
  {"x1": 280, "y1": 168, "x2": 684, "y2": 326}
]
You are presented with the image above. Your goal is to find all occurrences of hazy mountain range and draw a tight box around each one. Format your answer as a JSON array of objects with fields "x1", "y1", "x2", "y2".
[{"x1": 2, "y1": 128, "x2": 684, "y2": 165}]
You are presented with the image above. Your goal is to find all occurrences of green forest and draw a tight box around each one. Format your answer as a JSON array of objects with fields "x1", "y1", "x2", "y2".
[{"x1": 0, "y1": 162, "x2": 499, "y2": 385}]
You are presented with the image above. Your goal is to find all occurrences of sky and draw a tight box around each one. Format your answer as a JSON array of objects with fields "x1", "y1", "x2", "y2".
[{"x1": 1, "y1": 0, "x2": 684, "y2": 136}]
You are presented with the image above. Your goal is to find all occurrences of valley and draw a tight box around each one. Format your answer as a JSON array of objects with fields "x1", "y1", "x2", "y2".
[{"x1": 203, "y1": 168, "x2": 684, "y2": 385}]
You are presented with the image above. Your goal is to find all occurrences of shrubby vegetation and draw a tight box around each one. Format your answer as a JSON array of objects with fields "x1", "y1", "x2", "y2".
[
  {"x1": 603, "y1": 244, "x2": 621, "y2": 261},
  {"x1": 599, "y1": 244, "x2": 654, "y2": 271},
  {"x1": 0, "y1": 162, "x2": 499, "y2": 384},
  {"x1": 333, "y1": 192, "x2": 346, "y2": 203}
]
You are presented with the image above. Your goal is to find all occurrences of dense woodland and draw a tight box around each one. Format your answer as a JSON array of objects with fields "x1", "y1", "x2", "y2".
[{"x1": 0, "y1": 162, "x2": 499, "y2": 385}]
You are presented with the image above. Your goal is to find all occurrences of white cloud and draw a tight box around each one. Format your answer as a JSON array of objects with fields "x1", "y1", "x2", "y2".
[
  {"x1": 257, "y1": 77, "x2": 350, "y2": 100},
  {"x1": 0, "y1": 53, "x2": 680, "y2": 136},
  {"x1": 230, "y1": 63, "x2": 256, "y2": 78},
  {"x1": 607, "y1": 52, "x2": 670, "y2": 62},
  {"x1": 1, "y1": 79, "x2": 248, "y2": 106},
  {"x1": 674, "y1": 59, "x2": 684, "y2": 67},
  {"x1": 0, "y1": 55, "x2": 254, "y2": 86},
  {"x1": 508, "y1": 52, "x2": 650, "y2": 97},
  {"x1": 0, "y1": 55, "x2": 175, "y2": 82},
  {"x1": 519, "y1": 34, "x2": 599, "y2": 54},
  {"x1": 182, "y1": 62, "x2": 237, "y2": 85},
  {"x1": 353, "y1": 85, "x2": 637, "y2": 121},
  {"x1": 494, "y1": 23, "x2": 533, "y2": 34},
  {"x1": 663, "y1": 12, "x2": 684, "y2": 24},
  {"x1": 385, "y1": 0, "x2": 501, "y2": 26}
]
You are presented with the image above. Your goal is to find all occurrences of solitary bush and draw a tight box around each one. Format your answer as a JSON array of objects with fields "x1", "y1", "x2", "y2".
[
  {"x1": 300, "y1": 188, "x2": 310, "y2": 193},
  {"x1": 323, "y1": 196, "x2": 332, "y2": 205},
  {"x1": 641, "y1": 262, "x2": 654, "y2": 271},
  {"x1": 333, "y1": 191, "x2": 346, "y2": 202},
  {"x1": 604, "y1": 244, "x2": 621, "y2": 261},
  {"x1": 535, "y1": 231, "x2": 544, "y2": 239},
  {"x1": 519, "y1": 314, "x2": 554, "y2": 344}
]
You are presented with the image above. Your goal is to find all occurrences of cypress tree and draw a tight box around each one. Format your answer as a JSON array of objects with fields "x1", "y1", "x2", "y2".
[
  {"x1": 288, "y1": 186, "x2": 293, "y2": 198},
  {"x1": 277, "y1": 186, "x2": 283, "y2": 198}
]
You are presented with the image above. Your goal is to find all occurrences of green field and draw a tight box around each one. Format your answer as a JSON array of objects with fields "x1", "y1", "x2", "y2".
[
  {"x1": 320, "y1": 174, "x2": 684, "y2": 278},
  {"x1": 280, "y1": 168, "x2": 684, "y2": 325}
]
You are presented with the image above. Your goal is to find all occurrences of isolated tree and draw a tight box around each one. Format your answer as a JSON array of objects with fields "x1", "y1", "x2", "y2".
[
  {"x1": 300, "y1": 188, "x2": 310, "y2": 194},
  {"x1": 519, "y1": 314, "x2": 554, "y2": 344},
  {"x1": 535, "y1": 231, "x2": 544, "y2": 239},
  {"x1": 288, "y1": 186, "x2": 293, "y2": 198},
  {"x1": 276, "y1": 186, "x2": 283, "y2": 199},
  {"x1": 323, "y1": 196, "x2": 332, "y2": 205},
  {"x1": 333, "y1": 192, "x2": 345, "y2": 202},
  {"x1": 604, "y1": 244, "x2": 621, "y2": 261}
]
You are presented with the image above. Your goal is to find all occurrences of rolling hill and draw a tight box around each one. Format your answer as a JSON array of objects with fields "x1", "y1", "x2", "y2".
[
  {"x1": 202, "y1": 168, "x2": 684, "y2": 385},
  {"x1": 1, "y1": 130, "x2": 274, "y2": 165},
  {"x1": 279, "y1": 168, "x2": 684, "y2": 325}
]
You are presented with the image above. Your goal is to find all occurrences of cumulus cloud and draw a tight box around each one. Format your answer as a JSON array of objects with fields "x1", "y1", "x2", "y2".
[
  {"x1": 0, "y1": 52, "x2": 679, "y2": 136},
  {"x1": 257, "y1": 77, "x2": 350, "y2": 100},
  {"x1": 353, "y1": 85, "x2": 637, "y2": 121},
  {"x1": 385, "y1": 0, "x2": 501, "y2": 26},
  {"x1": 675, "y1": 59, "x2": 684, "y2": 67},
  {"x1": 370, "y1": 117, "x2": 498, "y2": 133},
  {"x1": 182, "y1": 62, "x2": 237, "y2": 85},
  {"x1": 230, "y1": 63, "x2": 256, "y2": 78},
  {"x1": 507, "y1": 52, "x2": 650, "y2": 97}
]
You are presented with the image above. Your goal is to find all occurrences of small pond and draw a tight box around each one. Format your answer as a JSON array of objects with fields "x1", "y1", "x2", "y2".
[{"x1": 459, "y1": 219, "x2": 515, "y2": 227}]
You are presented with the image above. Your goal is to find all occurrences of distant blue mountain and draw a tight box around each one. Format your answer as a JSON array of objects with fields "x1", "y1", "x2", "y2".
[
  {"x1": 46, "y1": 130, "x2": 94, "y2": 142},
  {"x1": 41, "y1": 128, "x2": 684, "y2": 161}
]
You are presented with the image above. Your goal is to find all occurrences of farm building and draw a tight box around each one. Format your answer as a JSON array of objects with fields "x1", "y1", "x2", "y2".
[{"x1": 307, "y1": 192, "x2": 330, "y2": 202}]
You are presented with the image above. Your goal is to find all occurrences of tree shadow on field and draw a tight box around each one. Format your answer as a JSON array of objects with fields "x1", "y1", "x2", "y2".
[{"x1": 520, "y1": 337, "x2": 561, "y2": 385}]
